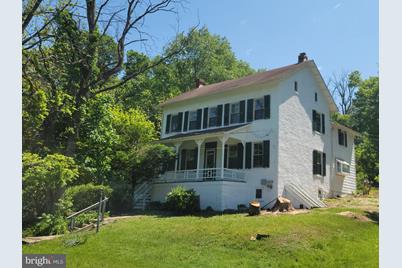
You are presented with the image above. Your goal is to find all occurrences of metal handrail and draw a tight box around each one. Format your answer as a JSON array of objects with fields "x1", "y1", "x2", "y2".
[{"x1": 67, "y1": 197, "x2": 109, "y2": 231}]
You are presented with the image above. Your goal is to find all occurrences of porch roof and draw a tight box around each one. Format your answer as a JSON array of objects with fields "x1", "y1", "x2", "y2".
[{"x1": 159, "y1": 123, "x2": 249, "y2": 143}]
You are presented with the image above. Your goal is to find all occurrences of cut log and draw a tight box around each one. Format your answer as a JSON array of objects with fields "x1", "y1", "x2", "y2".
[
  {"x1": 248, "y1": 201, "x2": 261, "y2": 216},
  {"x1": 271, "y1": 197, "x2": 294, "y2": 212}
]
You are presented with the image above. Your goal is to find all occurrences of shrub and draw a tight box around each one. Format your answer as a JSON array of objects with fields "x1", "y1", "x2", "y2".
[
  {"x1": 22, "y1": 153, "x2": 78, "y2": 226},
  {"x1": 73, "y1": 211, "x2": 98, "y2": 228},
  {"x1": 64, "y1": 183, "x2": 113, "y2": 212},
  {"x1": 31, "y1": 213, "x2": 68, "y2": 236},
  {"x1": 165, "y1": 186, "x2": 200, "y2": 214},
  {"x1": 147, "y1": 201, "x2": 164, "y2": 210}
]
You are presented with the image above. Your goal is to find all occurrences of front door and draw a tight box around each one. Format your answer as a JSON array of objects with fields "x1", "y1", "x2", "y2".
[{"x1": 204, "y1": 148, "x2": 216, "y2": 180}]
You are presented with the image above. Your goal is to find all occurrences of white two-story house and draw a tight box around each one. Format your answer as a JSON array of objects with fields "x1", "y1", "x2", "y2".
[{"x1": 134, "y1": 53, "x2": 358, "y2": 211}]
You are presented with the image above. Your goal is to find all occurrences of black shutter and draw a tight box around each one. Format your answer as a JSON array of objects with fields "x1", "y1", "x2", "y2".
[
  {"x1": 180, "y1": 149, "x2": 186, "y2": 170},
  {"x1": 177, "y1": 112, "x2": 183, "y2": 132},
  {"x1": 247, "y1": 99, "x2": 254, "y2": 122},
  {"x1": 245, "y1": 142, "x2": 252, "y2": 169},
  {"x1": 263, "y1": 140, "x2": 270, "y2": 168},
  {"x1": 196, "y1": 109, "x2": 202, "y2": 129},
  {"x1": 224, "y1": 144, "x2": 228, "y2": 168},
  {"x1": 224, "y1": 103, "x2": 230, "y2": 125},
  {"x1": 321, "y1": 114, "x2": 325, "y2": 134},
  {"x1": 345, "y1": 133, "x2": 348, "y2": 147},
  {"x1": 193, "y1": 148, "x2": 198, "y2": 170},
  {"x1": 239, "y1": 100, "x2": 245, "y2": 123},
  {"x1": 183, "y1": 111, "x2": 189, "y2": 132},
  {"x1": 312, "y1": 150, "x2": 317, "y2": 174},
  {"x1": 203, "y1": 107, "x2": 209, "y2": 129},
  {"x1": 312, "y1": 110, "x2": 317, "y2": 131},
  {"x1": 237, "y1": 143, "x2": 243, "y2": 169},
  {"x1": 216, "y1": 105, "x2": 223, "y2": 126},
  {"x1": 322, "y1": 152, "x2": 326, "y2": 176},
  {"x1": 264, "y1": 95, "x2": 271, "y2": 119},
  {"x1": 165, "y1": 114, "x2": 171, "y2": 134}
]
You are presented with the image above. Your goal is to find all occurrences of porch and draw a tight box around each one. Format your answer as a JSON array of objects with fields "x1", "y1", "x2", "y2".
[
  {"x1": 155, "y1": 125, "x2": 251, "y2": 184},
  {"x1": 156, "y1": 168, "x2": 246, "y2": 183}
]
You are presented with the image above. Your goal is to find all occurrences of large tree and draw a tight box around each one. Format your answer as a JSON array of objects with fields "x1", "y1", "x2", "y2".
[
  {"x1": 22, "y1": 0, "x2": 188, "y2": 155},
  {"x1": 117, "y1": 27, "x2": 255, "y2": 130}
]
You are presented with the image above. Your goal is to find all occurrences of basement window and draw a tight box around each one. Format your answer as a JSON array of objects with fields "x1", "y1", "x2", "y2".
[{"x1": 256, "y1": 189, "x2": 262, "y2": 199}]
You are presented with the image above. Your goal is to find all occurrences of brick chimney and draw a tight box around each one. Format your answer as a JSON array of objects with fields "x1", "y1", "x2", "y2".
[
  {"x1": 196, "y1": 78, "x2": 206, "y2": 88},
  {"x1": 297, "y1": 52, "x2": 308, "y2": 63}
]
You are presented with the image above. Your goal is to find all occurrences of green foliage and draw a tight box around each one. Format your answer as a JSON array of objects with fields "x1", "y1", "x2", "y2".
[
  {"x1": 62, "y1": 233, "x2": 89, "y2": 248},
  {"x1": 63, "y1": 183, "x2": 112, "y2": 212},
  {"x1": 73, "y1": 211, "x2": 98, "y2": 228},
  {"x1": 165, "y1": 186, "x2": 200, "y2": 214},
  {"x1": 31, "y1": 213, "x2": 68, "y2": 236},
  {"x1": 22, "y1": 153, "x2": 78, "y2": 226},
  {"x1": 350, "y1": 76, "x2": 379, "y2": 188}
]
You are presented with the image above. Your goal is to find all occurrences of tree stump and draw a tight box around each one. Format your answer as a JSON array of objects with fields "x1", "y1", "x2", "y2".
[
  {"x1": 271, "y1": 197, "x2": 294, "y2": 212},
  {"x1": 248, "y1": 201, "x2": 261, "y2": 216}
]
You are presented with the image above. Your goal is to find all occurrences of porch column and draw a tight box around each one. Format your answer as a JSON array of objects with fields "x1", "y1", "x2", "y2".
[
  {"x1": 242, "y1": 140, "x2": 246, "y2": 169},
  {"x1": 174, "y1": 142, "x2": 182, "y2": 180},
  {"x1": 195, "y1": 139, "x2": 204, "y2": 180},
  {"x1": 220, "y1": 136, "x2": 228, "y2": 180}
]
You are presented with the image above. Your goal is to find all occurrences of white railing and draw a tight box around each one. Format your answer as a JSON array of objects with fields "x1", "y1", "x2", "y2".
[{"x1": 155, "y1": 168, "x2": 245, "y2": 183}]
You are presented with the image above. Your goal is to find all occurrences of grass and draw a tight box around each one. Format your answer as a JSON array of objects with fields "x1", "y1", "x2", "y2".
[{"x1": 23, "y1": 206, "x2": 378, "y2": 268}]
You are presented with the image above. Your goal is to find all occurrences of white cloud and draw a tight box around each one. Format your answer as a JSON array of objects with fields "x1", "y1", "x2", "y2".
[{"x1": 333, "y1": 2, "x2": 342, "y2": 10}]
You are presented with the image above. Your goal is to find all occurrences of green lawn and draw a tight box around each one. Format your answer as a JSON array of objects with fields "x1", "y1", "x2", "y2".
[{"x1": 23, "y1": 207, "x2": 378, "y2": 268}]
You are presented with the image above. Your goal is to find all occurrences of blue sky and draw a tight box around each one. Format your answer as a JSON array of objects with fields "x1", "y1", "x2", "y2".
[{"x1": 131, "y1": 0, "x2": 378, "y2": 82}]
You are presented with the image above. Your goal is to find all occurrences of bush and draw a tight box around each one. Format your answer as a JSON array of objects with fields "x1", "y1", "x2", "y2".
[
  {"x1": 147, "y1": 201, "x2": 164, "y2": 210},
  {"x1": 22, "y1": 153, "x2": 78, "y2": 226},
  {"x1": 64, "y1": 183, "x2": 113, "y2": 212},
  {"x1": 30, "y1": 213, "x2": 68, "y2": 236},
  {"x1": 73, "y1": 211, "x2": 98, "y2": 228},
  {"x1": 62, "y1": 233, "x2": 89, "y2": 247},
  {"x1": 165, "y1": 186, "x2": 200, "y2": 214}
]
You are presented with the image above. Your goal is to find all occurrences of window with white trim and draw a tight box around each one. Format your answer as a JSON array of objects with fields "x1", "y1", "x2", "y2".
[
  {"x1": 338, "y1": 129, "x2": 348, "y2": 147},
  {"x1": 171, "y1": 114, "x2": 180, "y2": 132},
  {"x1": 188, "y1": 111, "x2": 198, "y2": 130},
  {"x1": 253, "y1": 143, "x2": 263, "y2": 168},
  {"x1": 313, "y1": 150, "x2": 326, "y2": 176},
  {"x1": 254, "y1": 98, "x2": 264, "y2": 120},
  {"x1": 230, "y1": 102, "x2": 240, "y2": 124},
  {"x1": 208, "y1": 107, "x2": 217, "y2": 127},
  {"x1": 336, "y1": 159, "x2": 350, "y2": 175}
]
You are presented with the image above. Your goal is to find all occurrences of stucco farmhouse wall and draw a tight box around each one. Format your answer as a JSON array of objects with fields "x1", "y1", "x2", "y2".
[{"x1": 276, "y1": 68, "x2": 332, "y2": 201}]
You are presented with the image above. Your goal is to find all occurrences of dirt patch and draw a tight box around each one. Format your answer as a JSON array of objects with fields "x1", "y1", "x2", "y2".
[
  {"x1": 261, "y1": 209, "x2": 310, "y2": 216},
  {"x1": 337, "y1": 211, "x2": 372, "y2": 222}
]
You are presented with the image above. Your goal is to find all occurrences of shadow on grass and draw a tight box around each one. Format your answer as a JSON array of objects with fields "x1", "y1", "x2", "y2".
[
  {"x1": 364, "y1": 211, "x2": 379, "y2": 224},
  {"x1": 111, "y1": 209, "x2": 246, "y2": 218}
]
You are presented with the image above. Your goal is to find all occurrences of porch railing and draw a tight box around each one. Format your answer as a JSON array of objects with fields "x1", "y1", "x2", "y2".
[{"x1": 155, "y1": 168, "x2": 245, "y2": 183}]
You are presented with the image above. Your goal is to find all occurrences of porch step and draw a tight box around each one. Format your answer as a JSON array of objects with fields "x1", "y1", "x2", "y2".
[{"x1": 133, "y1": 182, "x2": 152, "y2": 210}]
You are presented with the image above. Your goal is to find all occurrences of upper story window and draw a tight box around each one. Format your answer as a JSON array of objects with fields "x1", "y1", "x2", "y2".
[
  {"x1": 253, "y1": 143, "x2": 263, "y2": 168},
  {"x1": 188, "y1": 111, "x2": 198, "y2": 130},
  {"x1": 312, "y1": 110, "x2": 325, "y2": 134},
  {"x1": 338, "y1": 129, "x2": 348, "y2": 147},
  {"x1": 171, "y1": 114, "x2": 181, "y2": 132},
  {"x1": 315, "y1": 92, "x2": 318, "y2": 102},
  {"x1": 254, "y1": 98, "x2": 264, "y2": 120},
  {"x1": 230, "y1": 102, "x2": 240, "y2": 124},
  {"x1": 208, "y1": 107, "x2": 217, "y2": 127},
  {"x1": 294, "y1": 81, "x2": 298, "y2": 92},
  {"x1": 313, "y1": 150, "x2": 326, "y2": 176}
]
